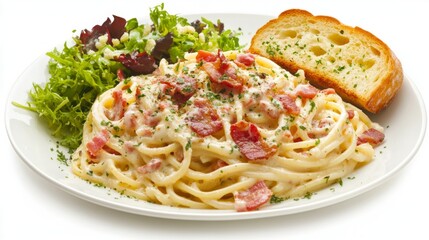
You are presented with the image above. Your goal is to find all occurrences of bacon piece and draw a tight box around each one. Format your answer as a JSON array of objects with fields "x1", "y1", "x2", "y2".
[
  {"x1": 259, "y1": 100, "x2": 281, "y2": 119},
  {"x1": 202, "y1": 62, "x2": 243, "y2": 91},
  {"x1": 175, "y1": 75, "x2": 197, "y2": 97},
  {"x1": 309, "y1": 118, "x2": 335, "y2": 138},
  {"x1": 295, "y1": 84, "x2": 319, "y2": 99},
  {"x1": 123, "y1": 141, "x2": 140, "y2": 162},
  {"x1": 357, "y1": 128, "x2": 385, "y2": 146},
  {"x1": 143, "y1": 110, "x2": 160, "y2": 128},
  {"x1": 199, "y1": 50, "x2": 243, "y2": 92},
  {"x1": 186, "y1": 99, "x2": 223, "y2": 137},
  {"x1": 137, "y1": 158, "x2": 162, "y2": 174},
  {"x1": 159, "y1": 81, "x2": 176, "y2": 96},
  {"x1": 234, "y1": 181, "x2": 273, "y2": 212},
  {"x1": 347, "y1": 110, "x2": 355, "y2": 119},
  {"x1": 159, "y1": 75, "x2": 197, "y2": 106},
  {"x1": 102, "y1": 145, "x2": 120, "y2": 155},
  {"x1": 136, "y1": 128, "x2": 153, "y2": 137},
  {"x1": 236, "y1": 53, "x2": 255, "y2": 66},
  {"x1": 277, "y1": 94, "x2": 300, "y2": 115},
  {"x1": 230, "y1": 121, "x2": 277, "y2": 160},
  {"x1": 321, "y1": 88, "x2": 336, "y2": 95},
  {"x1": 196, "y1": 50, "x2": 217, "y2": 62},
  {"x1": 106, "y1": 90, "x2": 126, "y2": 121},
  {"x1": 123, "y1": 107, "x2": 140, "y2": 133},
  {"x1": 86, "y1": 129, "x2": 110, "y2": 158},
  {"x1": 211, "y1": 159, "x2": 228, "y2": 171},
  {"x1": 117, "y1": 69, "x2": 125, "y2": 81}
]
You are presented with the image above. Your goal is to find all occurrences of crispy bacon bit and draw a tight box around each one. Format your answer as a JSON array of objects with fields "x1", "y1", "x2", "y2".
[
  {"x1": 106, "y1": 90, "x2": 126, "y2": 121},
  {"x1": 259, "y1": 100, "x2": 281, "y2": 119},
  {"x1": 347, "y1": 110, "x2": 355, "y2": 119},
  {"x1": 136, "y1": 128, "x2": 153, "y2": 137},
  {"x1": 102, "y1": 145, "x2": 120, "y2": 155},
  {"x1": 116, "y1": 51, "x2": 157, "y2": 75},
  {"x1": 123, "y1": 107, "x2": 140, "y2": 134},
  {"x1": 230, "y1": 121, "x2": 277, "y2": 160},
  {"x1": 357, "y1": 128, "x2": 385, "y2": 146},
  {"x1": 295, "y1": 84, "x2": 319, "y2": 99},
  {"x1": 123, "y1": 141, "x2": 140, "y2": 162},
  {"x1": 196, "y1": 50, "x2": 217, "y2": 62},
  {"x1": 198, "y1": 50, "x2": 243, "y2": 92},
  {"x1": 236, "y1": 53, "x2": 255, "y2": 66},
  {"x1": 86, "y1": 129, "x2": 110, "y2": 158},
  {"x1": 277, "y1": 94, "x2": 300, "y2": 115},
  {"x1": 309, "y1": 118, "x2": 335, "y2": 138},
  {"x1": 137, "y1": 158, "x2": 162, "y2": 174},
  {"x1": 186, "y1": 99, "x2": 223, "y2": 137},
  {"x1": 117, "y1": 69, "x2": 125, "y2": 81},
  {"x1": 211, "y1": 159, "x2": 229, "y2": 171},
  {"x1": 160, "y1": 75, "x2": 197, "y2": 106},
  {"x1": 143, "y1": 110, "x2": 161, "y2": 128},
  {"x1": 175, "y1": 75, "x2": 197, "y2": 96},
  {"x1": 234, "y1": 181, "x2": 272, "y2": 212},
  {"x1": 135, "y1": 86, "x2": 142, "y2": 100},
  {"x1": 112, "y1": 90, "x2": 127, "y2": 120},
  {"x1": 321, "y1": 88, "x2": 336, "y2": 95},
  {"x1": 80, "y1": 15, "x2": 126, "y2": 52}
]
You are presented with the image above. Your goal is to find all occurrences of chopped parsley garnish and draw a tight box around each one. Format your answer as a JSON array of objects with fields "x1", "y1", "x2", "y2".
[
  {"x1": 56, "y1": 149, "x2": 69, "y2": 166},
  {"x1": 270, "y1": 195, "x2": 287, "y2": 204},
  {"x1": 185, "y1": 138, "x2": 192, "y2": 151}
]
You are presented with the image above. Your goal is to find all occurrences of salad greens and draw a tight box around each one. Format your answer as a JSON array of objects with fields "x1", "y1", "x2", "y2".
[{"x1": 14, "y1": 3, "x2": 242, "y2": 150}]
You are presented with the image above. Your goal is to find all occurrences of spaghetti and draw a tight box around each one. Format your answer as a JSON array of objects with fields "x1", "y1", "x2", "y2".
[{"x1": 72, "y1": 50, "x2": 384, "y2": 211}]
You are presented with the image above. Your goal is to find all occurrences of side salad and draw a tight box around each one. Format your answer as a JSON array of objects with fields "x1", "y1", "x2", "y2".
[{"x1": 14, "y1": 4, "x2": 242, "y2": 149}]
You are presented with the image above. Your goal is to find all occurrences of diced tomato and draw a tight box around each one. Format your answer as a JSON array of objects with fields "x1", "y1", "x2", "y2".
[
  {"x1": 234, "y1": 180, "x2": 273, "y2": 212},
  {"x1": 230, "y1": 121, "x2": 277, "y2": 160},
  {"x1": 186, "y1": 99, "x2": 223, "y2": 137}
]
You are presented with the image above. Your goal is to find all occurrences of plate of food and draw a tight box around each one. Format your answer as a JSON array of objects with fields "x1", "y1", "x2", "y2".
[{"x1": 5, "y1": 5, "x2": 426, "y2": 220}]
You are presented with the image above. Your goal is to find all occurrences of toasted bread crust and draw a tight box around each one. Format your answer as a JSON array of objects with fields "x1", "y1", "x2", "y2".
[{"x1": 249, "y1": 9, "x2": 403, "y2": 113}]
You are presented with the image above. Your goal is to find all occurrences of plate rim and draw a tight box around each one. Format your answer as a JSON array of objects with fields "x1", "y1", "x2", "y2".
[{"x1": 4, "y1": 13, "x2": 427, "y2": 221}]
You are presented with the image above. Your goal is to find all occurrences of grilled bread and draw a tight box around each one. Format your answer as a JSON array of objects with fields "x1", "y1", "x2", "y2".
[{"x1": 249, "y1": 9, "x2": 403, "y2": 113}]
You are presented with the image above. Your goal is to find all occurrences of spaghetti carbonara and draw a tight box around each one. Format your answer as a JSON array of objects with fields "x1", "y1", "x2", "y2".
[{"x1": 72, "y1": 50, "x2": 384, "y2": 211}]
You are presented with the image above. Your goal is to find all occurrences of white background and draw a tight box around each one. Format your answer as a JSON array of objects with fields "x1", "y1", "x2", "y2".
[{"x1": 1, "y1": 0, "x2": 428, "y2": 239}]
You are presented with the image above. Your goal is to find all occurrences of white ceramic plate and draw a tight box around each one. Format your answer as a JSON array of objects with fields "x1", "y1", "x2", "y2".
[{"x1": 5, "y1": 13, "x2": 427, "y2": 221}]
